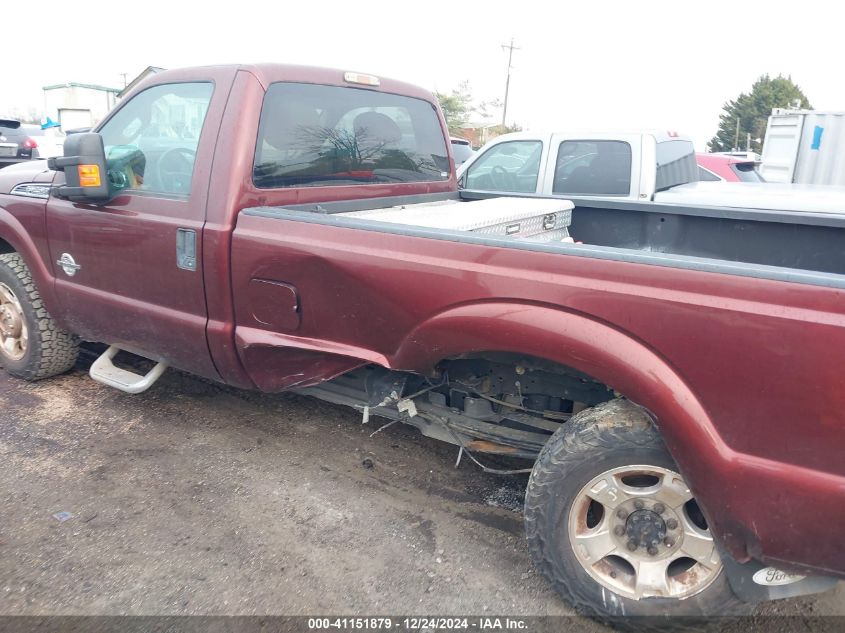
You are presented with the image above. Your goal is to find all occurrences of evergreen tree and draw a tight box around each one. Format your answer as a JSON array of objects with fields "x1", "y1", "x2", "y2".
[{"x1": 708, "y1": 75, "x2": 811, "y2": 153}]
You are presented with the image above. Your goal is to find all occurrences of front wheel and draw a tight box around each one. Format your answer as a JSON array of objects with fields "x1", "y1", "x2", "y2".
[
  {"x1": 0, "y1": 253, "x2": 79, "y2": 380},
  {"x1": 524, "y1": 399, "x2": 750, "y2": 621}
]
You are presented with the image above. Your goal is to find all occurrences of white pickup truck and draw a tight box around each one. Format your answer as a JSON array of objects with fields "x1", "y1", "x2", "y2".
[{"x1": 457, "y1": 130, "x2": 845, "y2": 213}]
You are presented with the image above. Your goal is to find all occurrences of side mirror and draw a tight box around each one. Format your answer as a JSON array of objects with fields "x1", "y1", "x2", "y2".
[{"x1": 48, "y1": 133, "x2": 113, "y2": 203}]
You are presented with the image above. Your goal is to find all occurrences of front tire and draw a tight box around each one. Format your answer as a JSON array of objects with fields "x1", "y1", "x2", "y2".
[
  {"x1": 0, "y1": 253, "x2": 79, "y2": 380},
  {"x1": 524, "y1": 399, "x2": 749, "y2": 621}
]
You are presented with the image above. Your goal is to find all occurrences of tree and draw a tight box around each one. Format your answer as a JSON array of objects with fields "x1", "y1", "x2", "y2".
[
  {"x1": 708, "y1": 75, "x2": 811, "y2": 153},
  {"x1": 0, "y1": 106, "x2": 41, "y2": 124},
  {"x1": 499, "y1": 123, "x2": 523, "y2": 134},
  {"x1": 435, "y1": 81, "x2": 475, "y2": 135},
  {"x1": 435, "y1": 81, "x2": 504, "y2": 136}
]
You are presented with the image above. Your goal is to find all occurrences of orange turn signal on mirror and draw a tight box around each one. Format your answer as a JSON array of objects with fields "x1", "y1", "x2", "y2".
[{"x1": 78, "y1": 164, "x2": 101, "y2": 187}]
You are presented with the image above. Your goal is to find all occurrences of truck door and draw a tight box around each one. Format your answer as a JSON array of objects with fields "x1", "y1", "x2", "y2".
[
  {"x1": 460, "y1": 136, "x2": 549, "y2": 194},
  {"x1": 44, "y1": 72, "x2": 234, "y2": 380}
]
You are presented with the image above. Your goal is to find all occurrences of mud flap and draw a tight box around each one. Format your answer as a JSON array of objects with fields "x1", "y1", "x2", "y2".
[{"x1": 720, "y1": 552, "x2": 839, "y2": 603}]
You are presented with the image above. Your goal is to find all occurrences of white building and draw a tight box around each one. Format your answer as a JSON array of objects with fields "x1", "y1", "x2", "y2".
[{"x1": 42, "y1": 82, "x2": 121, "y2": 131}]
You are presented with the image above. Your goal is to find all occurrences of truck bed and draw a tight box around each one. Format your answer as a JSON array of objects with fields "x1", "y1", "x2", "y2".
[
  {"x1": 231, "y1": 191, "x2": 845, "y2": 578},
  {"x1": 254, "y1": 191, "x2": 845, "y2": 284}
]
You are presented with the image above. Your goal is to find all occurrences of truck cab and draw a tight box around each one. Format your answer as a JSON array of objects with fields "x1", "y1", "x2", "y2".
[
  {"x1": 459, "y1": 128, "x2": 845, "y2": 213},
  {"x1": 7, "y1": 65, "x2": 456, "y2": 387},
  {"x1": 457, "y1": 130, "x2": 698, "y2": 200}
]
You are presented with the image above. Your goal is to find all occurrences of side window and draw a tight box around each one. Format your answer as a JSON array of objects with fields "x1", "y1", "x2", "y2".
[
  {"x1": 464, "y1": 140, "x2": 542, "y2": 193},
  {"x1": 553, "y1": 140, "x2": 632, "y2": 195},
  {"x1": 698, "y1": 166, "x2": 721, "y2": 181},
  {"x1": 99, "y1": 82, "x2": 213, "y2": 196}
]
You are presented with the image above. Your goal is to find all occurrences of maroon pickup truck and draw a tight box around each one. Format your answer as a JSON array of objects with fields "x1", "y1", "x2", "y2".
[{"x1": 0, "y1": 63, "x2": 843, "y2": 621}]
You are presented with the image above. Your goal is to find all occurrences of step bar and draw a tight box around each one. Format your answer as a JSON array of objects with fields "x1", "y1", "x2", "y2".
[{"x1": 89, "y1": 345, "x2": 168, "y2": 394}]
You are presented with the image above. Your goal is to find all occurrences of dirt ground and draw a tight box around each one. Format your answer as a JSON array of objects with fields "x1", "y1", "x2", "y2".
[{"x1": 0, "y1": 357, "x2": 842, "y2": 630}]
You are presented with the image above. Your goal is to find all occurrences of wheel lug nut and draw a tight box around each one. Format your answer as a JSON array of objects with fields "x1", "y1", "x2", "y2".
[
  {"x1": 614, "y1": 525, "x2": 625, "y2": 536},
  {"x1": 626, "y1": 541, "x2": 638, "y2": 552},
  {"x1": 616, "y1": 508, "x2": 628, "y2": 519},
  {"x1": 666, "y1": 519, "x2": 678, "y2": 530},
  {"x1": 633, "y1": 500, "x2": 645, "y2": 510},
  {"x1": 647, "y1": 546, "x2": 659, "y2": 556},
  {"x1": 664, "y1": 538, "x2": 675, "y2": 547},
  {"x1": 653, "y1": 503, "x2": 665, "y2": 514}
]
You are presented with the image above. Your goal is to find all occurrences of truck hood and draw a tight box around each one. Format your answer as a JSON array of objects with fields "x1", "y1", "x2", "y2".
[
  {"x1": 655, "y1": 181, "x2": 845, "y2": 214},
  {"x1": 0, "y1": 160, "x2": 55, "y2": 195}
]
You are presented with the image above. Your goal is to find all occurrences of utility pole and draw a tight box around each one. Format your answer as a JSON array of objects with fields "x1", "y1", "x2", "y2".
[
  {"x1": 734, "y1": 119, "x2": 741, "y2": 152},
  {"x1": 120, "y1": 73, "x2": 128, "y2": 88},
  {"x1": 501, "y1": 38, "x2": 520, "y2": 127}
]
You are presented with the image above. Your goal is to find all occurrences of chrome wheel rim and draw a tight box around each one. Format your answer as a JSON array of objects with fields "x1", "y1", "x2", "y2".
[
  {"x1": 0, "y1": 282, "x2": 27, "y2": 361},
  {"x1": 568, "y1": 464, "x2": 722, "y2": 600}
]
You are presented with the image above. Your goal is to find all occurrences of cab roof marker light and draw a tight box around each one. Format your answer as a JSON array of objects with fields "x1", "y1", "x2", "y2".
[{"x1": 344, "y1": 72, "x2": 380, "y2": 87}]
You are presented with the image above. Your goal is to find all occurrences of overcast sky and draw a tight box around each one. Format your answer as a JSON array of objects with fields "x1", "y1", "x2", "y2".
[{"x1": 3, "y1": 0, "x2": 841, "y2": 149}]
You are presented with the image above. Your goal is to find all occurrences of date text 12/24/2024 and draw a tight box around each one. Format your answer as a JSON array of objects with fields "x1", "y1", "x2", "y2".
[{"x1": 308, "y1": 618, "x2": 529, "y2": 630}]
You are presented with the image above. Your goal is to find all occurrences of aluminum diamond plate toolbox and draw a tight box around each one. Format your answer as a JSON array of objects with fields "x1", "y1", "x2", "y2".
[{"x1": 340, "y1": 197, "x2": 574, "y2": 241}]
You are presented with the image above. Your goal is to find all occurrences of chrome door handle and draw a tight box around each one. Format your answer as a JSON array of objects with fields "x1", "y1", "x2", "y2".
[{"x1": 57, "y1": 253, "x2": 81, "y2": 277}]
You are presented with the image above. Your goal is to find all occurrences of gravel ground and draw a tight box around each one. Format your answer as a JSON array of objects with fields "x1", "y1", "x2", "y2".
[{"x1": 0, "y1": 358, "x2": 841, "y2": 630}]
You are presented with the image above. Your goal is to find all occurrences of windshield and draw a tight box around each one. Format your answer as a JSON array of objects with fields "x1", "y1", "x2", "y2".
[{"x1": 253, "y1": 82, "x2": 449, "y2": 188}]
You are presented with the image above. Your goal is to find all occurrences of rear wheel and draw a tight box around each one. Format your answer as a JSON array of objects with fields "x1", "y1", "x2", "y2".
[
  {"x1": 0, "y1": 253, "x2": 79, "y2": 380},
  {"x1": 524, "y1": 399, "x2": 750, "y2": 621}
]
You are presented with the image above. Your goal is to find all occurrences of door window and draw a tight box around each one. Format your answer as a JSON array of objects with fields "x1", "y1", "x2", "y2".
[
  {"x1": 464, "y1": 140, "x2": 542, "y2": 193},
  {"x1": 98, "y1": 82, "x2": 213, "y2": 196},
  {"x1": 553, "y1": 140, "x2": 632, "y2": 195}
]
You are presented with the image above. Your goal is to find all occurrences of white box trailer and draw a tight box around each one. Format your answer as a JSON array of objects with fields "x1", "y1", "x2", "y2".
[{"x1": 759, "y1": 109, "x2": 845, "y2": 186}]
